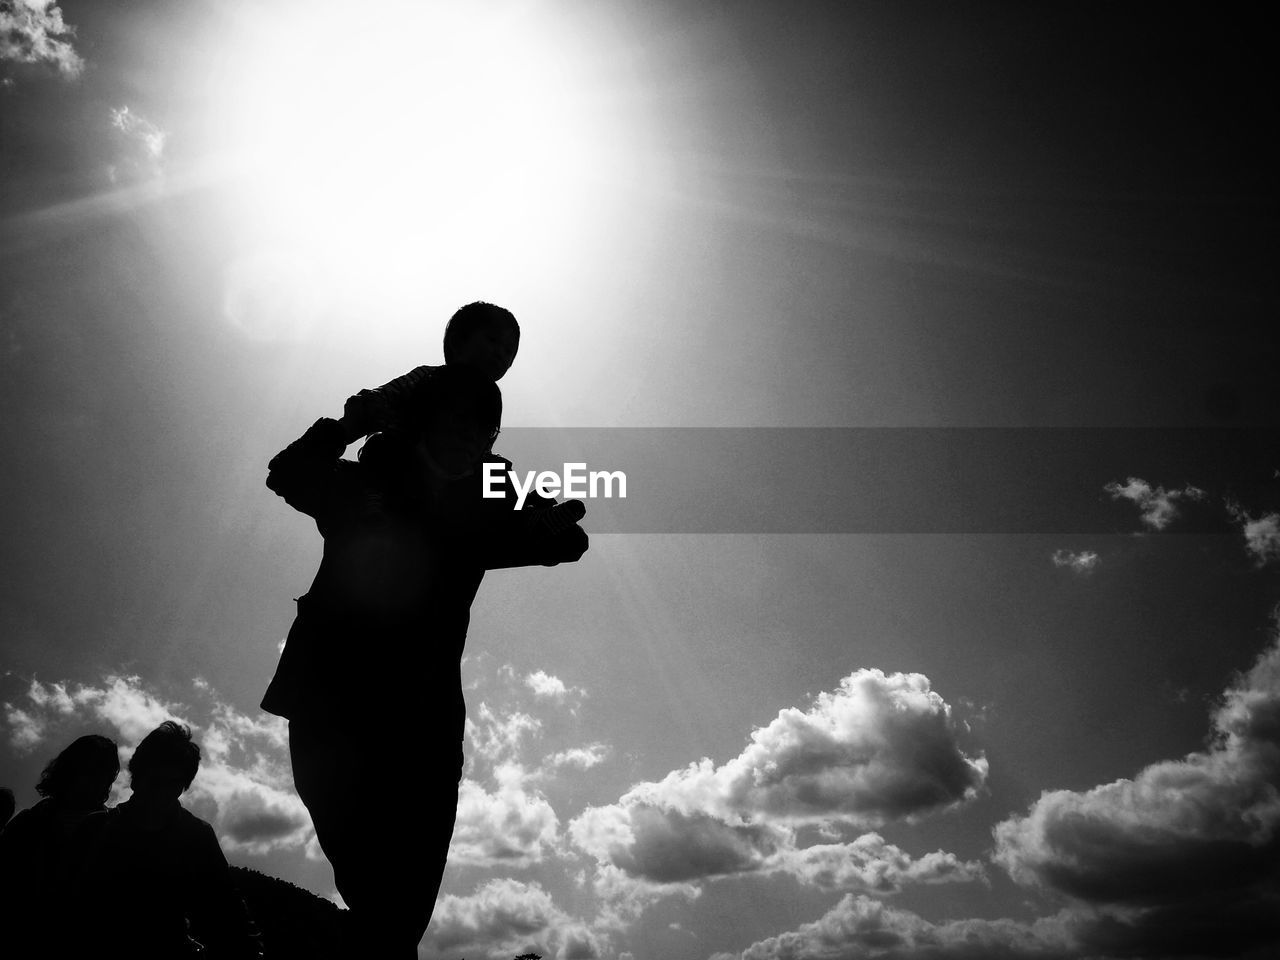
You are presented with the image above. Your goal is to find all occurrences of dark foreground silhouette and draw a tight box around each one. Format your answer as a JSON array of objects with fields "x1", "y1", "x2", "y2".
[
  {"x1": 0, "y1": 734, "x2": 120, "y2": 956},
  {"x1": 262, "y1": 357, "x2": 587, "y2": 958},
  {"x1": 76, "y1": 721, "x2": 262, "y2": 959}
]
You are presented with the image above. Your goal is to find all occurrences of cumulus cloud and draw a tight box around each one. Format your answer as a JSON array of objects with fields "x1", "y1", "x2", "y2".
[
  {"x1": 1051, "y1": 549, "x2": 1099, "y2": 575},
  {"x1": 527, "y1": 670, "x2": 570, "y2": 699},
  {"x1": 450, "y1": 763, "x2": 560, "y2": 867},
  {"x1": 1104, "y1": 477, "x2": 1205, "y2": 530},
  {"x1": 1227, "y1": 504, "x2": 1280, "y2": 567},
  {"x1": 1, "y1": 674, "x2": 313, "y2": 855},
  {"x1": 594, "y1": 669, "x2": 986, "y2": 830},
  {"x1": 0, "y1": 0, "x2": 83, "y2": 78},
  {"x1": 993, "y1": 634, "x2": 1280, "y2": 955},
  {"x1": 427, "y1": 878, "x2": 605, "y2": 960},
  {"x1": 568, "y1": 670, "x2": 986, "y2": 912},
  {"x1": 712, "y1": 894, "x2": 1071, "y2": 960}
]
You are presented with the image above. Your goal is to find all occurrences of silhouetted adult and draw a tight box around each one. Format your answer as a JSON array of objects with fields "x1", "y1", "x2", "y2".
[
  {"x1": 0, "y1": 734, "x2": 119, "y2": 957},
  {"x1": 75, "y1": 721, "x2": 261, "y2": 959},
  {"x1": 262, "y1": 366, "x2": 587, "y2": 958}
]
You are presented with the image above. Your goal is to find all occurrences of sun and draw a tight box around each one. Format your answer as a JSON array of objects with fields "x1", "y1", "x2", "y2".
[{"x1": 213, "y1": 0, "x2": 639, "y2": 329}]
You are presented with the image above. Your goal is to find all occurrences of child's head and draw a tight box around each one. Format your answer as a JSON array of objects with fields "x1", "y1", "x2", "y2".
[
  {"x1": 442, "y1": 302, "x2": 520, "y2": 381},
  {"x1": 36, "y1": 734, "x2": 120, "y2": 810},
  {"x1": 128, "y1": 721, "x2": 200, "y2": 801}
]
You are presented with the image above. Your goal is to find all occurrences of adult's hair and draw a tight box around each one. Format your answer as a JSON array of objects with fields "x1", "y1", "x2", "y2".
[
  {"x1": 35, "y1": 734, "x2": 120, "y2": 799},
  {"x1": 129, "y1": 721, "x2": 200, "y2": 792},
  {"x1": 442, "y1": 301, "x2": 519, "y2": 364}
]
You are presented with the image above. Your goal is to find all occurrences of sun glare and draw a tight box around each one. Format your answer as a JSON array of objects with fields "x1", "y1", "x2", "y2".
[{"x1": 215, "y1": 0, "x2": 639, "y2": 333}]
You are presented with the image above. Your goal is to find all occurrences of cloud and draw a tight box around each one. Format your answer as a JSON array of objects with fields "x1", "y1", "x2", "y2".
[
  {"x1": 0, "y1": 0, "x2": 83, "y2": 77},
  {"x1": 467, "y1": 702, "x2": 542, "y2": 766},
  {"x1": 713, "y1": 894, "x2": 1072, "y2": 960},
  {"x1": 573, "y1": 803, "x2": 787, "y2": 884},
  {"x1": 1104, "y1": 477, "x2": 1205, "y2": 530},
  {"x1": 426, "y1": 878, "x2": 605, "y2": 960},
  {"x1": 993, "y1": 634, "x2": 1280, "y2": 956},
  {"x1": 1227, "y1": 504, "x2": 1280, "y2": 567},
  {"x1": 2, "y1": 674, "x2": 314, "y2": 855},
  {"x1": 542, "y1": 743, "x2": 610, "y2": 772},
  {"x1": 450, "y1": 763, "x2": 560, "y2": 867},
  {"x1": 3, "y1": 703, "x2": 45, "y2": 750},
  {"x1": 527, "y1": 670, "x2": 570, "y2": 699},
  {"x1": 568, "y1": 670, "x2": 986, "y2": 911},
  {"x1": 1050, "y1": 549, "x2": 1099, "y2": 575},
  {"x1": 596, "y1": 669, "x2": 986, "y2": 830},
  {"x1": 769, "y1": 833, "x2": 985, "y2": 894},
  {"x1": 107, "y1": 105, "x2": 167, "y2": 184}
]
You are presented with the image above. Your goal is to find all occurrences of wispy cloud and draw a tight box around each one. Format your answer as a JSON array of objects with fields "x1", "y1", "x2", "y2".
[
  {"x1": 1226, "y1": 503, "x2": 1280, "y2": 567},
  {"x1": 711, "y1": 894, "x2": 1071, "y2": 960},
  {"x1": 1051, "y1": 549, "x2": 1099, "y2": 575},
  {"x1": 1104, "y1": 477, "x2": 1205, "y2": 530},
  {"x1": 107, "y1": 105, "x2": 167, "y2": 184},
  {"x1": 0, "y1": 0, "x2": 83, "y2": 78}
]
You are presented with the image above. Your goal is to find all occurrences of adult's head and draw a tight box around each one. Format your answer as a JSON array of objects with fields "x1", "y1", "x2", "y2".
[
  {"x1": 128, "y1": 721, "x2": 200, "y2": 801},
  {"x1": 408, "y1": 365, "x2": 503, "y2": 480},
  {"x1": 442, "y1": 301, "x2": 520, "y2": 381},
  {"x1": 35, "y1": 734, "x2": 120, "y2": 810}
]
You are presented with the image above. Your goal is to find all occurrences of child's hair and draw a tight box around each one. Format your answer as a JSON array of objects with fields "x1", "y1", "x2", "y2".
[
  {"x1": 442, "y1": 302, "x2": 520, "y2": 364},
  {"x1": 129, "y1": 721, "x2": 200, "y2": 792},
  {"x1": 36, "y1": 734, "x2": 120, "y2": 799}
]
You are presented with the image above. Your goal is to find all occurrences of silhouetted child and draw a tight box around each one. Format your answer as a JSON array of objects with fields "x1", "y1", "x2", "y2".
[
  {"x1": 262, "y1": 365, "x2": 586, "y2": 958},
  {"x1": 338, "y1": 300, "x2": 520, "y2": 444},
  {"x1": 0, "y1": 735, "x2": 120, "y2": 956},
  {"x1": 75, "y1": 721, "x2": 261, "y2": 959},
  {"x1": 339, "y1": 300, "x2": 582, "y2": 535}
]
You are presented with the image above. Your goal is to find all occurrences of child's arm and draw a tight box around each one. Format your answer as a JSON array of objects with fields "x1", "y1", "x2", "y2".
[{"x1": 338, "y1": 364, "x2": 437, "y2": 443}]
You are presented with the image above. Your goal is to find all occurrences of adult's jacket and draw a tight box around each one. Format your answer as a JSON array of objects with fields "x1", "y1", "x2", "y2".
[{"x1": 259, "y1": 417, "x2": 587, "y2": 729}]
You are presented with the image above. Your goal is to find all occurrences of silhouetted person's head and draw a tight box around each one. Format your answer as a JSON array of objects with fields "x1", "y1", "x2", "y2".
[
  {"x1": 443, "y1": 301, "x2": 520, "y2": 382},
  {"x1": 362, "y1": 365, "x2": 502, "y2": 487},
  {"x1": 35, "y1": 734, "x2": 120, "y2": 811},
  {"x1": 413, "y1": 365, "x2": 502, "y2": 479},
  {"x1": 129, "y1": 721, "x2": 199, "y2": 802},
  {"x1": 0, "y1": 787, "x2": 14, "y2": 828}
]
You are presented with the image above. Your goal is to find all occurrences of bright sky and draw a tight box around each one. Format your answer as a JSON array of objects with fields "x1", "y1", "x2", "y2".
[{"x1": 2, "y1": 2, "x2": 1278, "y2": 959}]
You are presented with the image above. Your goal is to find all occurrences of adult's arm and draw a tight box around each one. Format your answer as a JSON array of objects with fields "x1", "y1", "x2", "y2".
[{"x1": 469, "y1": 458, "x2": 588, "y2": 569}]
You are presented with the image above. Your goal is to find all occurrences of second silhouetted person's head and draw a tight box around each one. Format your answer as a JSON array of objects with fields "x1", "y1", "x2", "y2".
[
  {"x1": 36, "y1": 734, "x2": 120, "y2": 810},
  {"x1": 129, "y1": 721, "x2": 200, "y2": 801}
]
